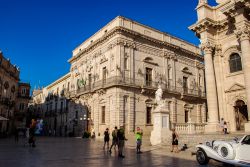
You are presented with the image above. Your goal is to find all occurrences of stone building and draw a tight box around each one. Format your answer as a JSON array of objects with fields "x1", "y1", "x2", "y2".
[
  {"x1": 190, "y1": 0, "x2": 250, "y2": 132},
  {"x1": 32, "y1": 16, "x2": 206, "y2": 137},
  {"x1": 0, "y1": 51, "x2": 30, "y2": 136},
  {"x1": 67, "y1": 16, "x2": 206, "y2": 135},
  {"x1": 31, "y1": 73, "x2": 87, "y2": 137},
  {"x1": 15, "y1": 82, "x2": 31, "y2": 128}
]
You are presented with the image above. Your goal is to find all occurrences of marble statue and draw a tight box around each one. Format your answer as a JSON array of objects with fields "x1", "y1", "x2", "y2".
[{"x1": 155, "y1": 84, "x2": 163, "y2": 105}]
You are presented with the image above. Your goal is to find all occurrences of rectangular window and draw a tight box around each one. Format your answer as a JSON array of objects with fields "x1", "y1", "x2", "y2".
[
  {"x1": 102, "y1": 67, "x2": 106, "y2": 84},
  {"x1": 124, "y1": 57, "x2": 128, "y2": 70},
  {"x1": 101, "y1": 106, "x2": 105, "y2": 124},
  {"x1": 183, "y1": 76, "x2": 188, "y2": 93},
  {"x1": 88, "y1": 74, "x2": 92, "y2": 88},
  {"x1": 146, "y1": 107, "x2": 152, "y2": 124},
  {"x1": 60, "y1": 101, "x2": 63, "y2": 113},
  {"x1": 185, "y1": 110, "x2": 188, "y2": 123},
  {"x1": 21, "y1": 88, "x2": 26, "y2": 95},
  {"x1": 55, "y1": 102, "x2": 57, "y2": 113},
  {"x1": 67, "y1": 82, "x2": 70, "y2": 91},
  {"x1": 145, "y1": 68, "x2": 152, "y2": 86}
]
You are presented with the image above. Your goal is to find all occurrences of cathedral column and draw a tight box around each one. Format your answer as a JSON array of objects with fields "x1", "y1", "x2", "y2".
[
  {"x1": 236, "y1": 24, "x2": 250, "y2": 131},
  {"x1": 201, "y1": 42, "x2": 219, "y2": 132}
]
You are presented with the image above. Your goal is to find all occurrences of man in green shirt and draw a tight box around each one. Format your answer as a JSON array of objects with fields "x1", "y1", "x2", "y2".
[{"x1": 136, "y1": 127, "x2": 143, "y2": 154}]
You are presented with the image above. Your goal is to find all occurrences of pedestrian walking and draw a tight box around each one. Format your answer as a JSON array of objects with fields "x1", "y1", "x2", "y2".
[
  {"x1": 117, "y1": 125, "x2": 126, "y2": 158},
  {"x1": 224, "y1": 122, "x2": 229, "y2": 134},
  {"x1": 220, "y1": 118, "x2": 225, "y2": 133},
  {"x1": 29, "y1": 119, "x2": 37, "y2": 147},
  {"x1": 136, "y1": 127, "x2": 143, "y2": 154},
  {"x1": 170, "y1": 129, "x2": 179, "y2": 153},
  {"x1": 109, "y1": 126, "x2": 118, "y2": 153},
  {"x1": 103, "y1": 128, "x2": 110, "y2": 150}
]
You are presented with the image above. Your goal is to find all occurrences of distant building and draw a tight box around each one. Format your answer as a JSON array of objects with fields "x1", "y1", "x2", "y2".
[
  {"x1": 31, "y1": 73, "x2": 86, "y2": 137},
  {"x1": 190, "y1": 0, "x2": 250, "y2": 132},
  {"x1": 15, "y1": 82, "x2": 31, "y2": 128},
  {"x1": 0, "y1": 51, "x2": 30, "y2": 136},
  {"x1": 32, "y1": 16, "x2": 206, "y2": 137}
]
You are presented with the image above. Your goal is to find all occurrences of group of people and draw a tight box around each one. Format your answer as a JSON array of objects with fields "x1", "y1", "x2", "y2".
[
  {"x1": 220, "y1": 118, "x2": 229, "y2": 134},
  {"x1": 102, "y1": 126, "x2": 143, "y2": 158},
  {"x1": 102, "y1": 126, "x2": 181, "y2": 157},
  {"x1": 13, "y1": 119, "x2": 40, "y2": 147}
]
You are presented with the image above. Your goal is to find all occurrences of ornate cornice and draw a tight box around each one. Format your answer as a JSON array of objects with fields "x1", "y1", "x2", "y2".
[
  {"x1": 190, "y1": 18, "x2": 228, "y2": 35},
  {"x1": 221, "y1": 0, "x2": 250, "y2": 17},
  {"x1": 69, "y1": 26, "x2": 201, "y2": 64}
]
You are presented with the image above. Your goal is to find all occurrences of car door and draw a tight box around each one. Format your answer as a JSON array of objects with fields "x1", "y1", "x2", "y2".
[{"x1": 236, "y1": 135, "x2": 250, "y2": 162}]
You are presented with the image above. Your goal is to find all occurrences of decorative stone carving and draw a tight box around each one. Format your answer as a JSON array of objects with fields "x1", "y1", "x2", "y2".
[
  {"x1": 236, "y1": 25, "x2": 250, "y2": 41},
  {"x1": 96, "y1": 89, "x2": 106, "y2": 96},
  {"x1": 200, "y1": 41, "x2": 215, "y2": 54},
  {"x1": 215, "y1": 44, "x2": 222, "y2": 57},
  {"x1": 100, "y1": 55, "x2": 108, "y2": 64},
  {"x1": 198, "y1": 0, "x2": 207, "y2": 5}
]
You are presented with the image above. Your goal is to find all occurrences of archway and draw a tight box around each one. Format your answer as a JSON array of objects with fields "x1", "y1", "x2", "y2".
[{"x1": 234, "y1": 100, "x2": 248, "y2": 131}]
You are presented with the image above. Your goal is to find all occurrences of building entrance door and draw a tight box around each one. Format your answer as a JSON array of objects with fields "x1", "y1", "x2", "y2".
[{"x1": 234, "y1": 100, "x2": 248, "y2": 131}]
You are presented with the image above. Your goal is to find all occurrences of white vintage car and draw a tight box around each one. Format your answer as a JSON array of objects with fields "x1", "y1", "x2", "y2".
[{"x1": 196, "y1": 135, "x2": 250, "y2": 166}]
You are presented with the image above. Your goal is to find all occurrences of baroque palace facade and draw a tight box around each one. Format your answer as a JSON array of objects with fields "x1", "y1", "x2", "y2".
[
  {"x1": 32, "y1": 16, "x2": 206, "y2": 136},
  {"x1": 0, "y1": 51, "x2": 30, "y2": 136},
  {"x1": 190, "y1": 0, "x2": 250, "y2": 132}
]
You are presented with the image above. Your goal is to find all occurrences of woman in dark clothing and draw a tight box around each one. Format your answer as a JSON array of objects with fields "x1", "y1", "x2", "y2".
[
  {"x1": 103, "y1": 128, "x2": 110, "y2": 150},
  {"x1": 171, "y1": 129, "x2": 179, "y2": 153}
]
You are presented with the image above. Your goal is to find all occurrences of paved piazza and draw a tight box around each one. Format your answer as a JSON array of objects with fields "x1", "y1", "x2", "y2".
[{"x1": 0, "y1": 137, "x2": 224, "y2": 167}]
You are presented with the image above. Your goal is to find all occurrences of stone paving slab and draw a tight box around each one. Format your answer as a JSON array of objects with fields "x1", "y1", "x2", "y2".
[{"x1": 0, "y1": 137, "x2": 223, "y2": 167}]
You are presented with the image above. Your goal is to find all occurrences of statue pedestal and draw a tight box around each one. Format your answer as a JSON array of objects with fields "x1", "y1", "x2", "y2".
[{"x1": 150, "y1": 104, "x2": 171, "y2": 146}]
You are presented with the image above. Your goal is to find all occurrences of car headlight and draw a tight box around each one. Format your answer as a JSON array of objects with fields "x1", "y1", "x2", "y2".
[{"x1": 206, "y1": 142, "x2": 211, "y2": 147}]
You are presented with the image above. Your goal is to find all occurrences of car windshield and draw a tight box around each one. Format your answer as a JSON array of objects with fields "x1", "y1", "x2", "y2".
[{"x1": 242, "y1": 135, "x2": 250, "y2": 145}]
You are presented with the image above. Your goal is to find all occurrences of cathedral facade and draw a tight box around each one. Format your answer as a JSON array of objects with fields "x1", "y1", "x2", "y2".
[{"x1": 190, "y1": 0, "x2": 250, "y2": 132}]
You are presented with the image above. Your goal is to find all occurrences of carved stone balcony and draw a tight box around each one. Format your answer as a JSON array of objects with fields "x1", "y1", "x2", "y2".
[{"x1": 68, "y1": 76, "x2": 206, "y2": 99}]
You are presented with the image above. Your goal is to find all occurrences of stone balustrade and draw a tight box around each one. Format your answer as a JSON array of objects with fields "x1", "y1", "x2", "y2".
[
  {"x1": 68, "y1": 76, "x2": 206, "y2": 98},
  {"x1": 174, "y1": 123, "x2": 206, "y2": 134}
]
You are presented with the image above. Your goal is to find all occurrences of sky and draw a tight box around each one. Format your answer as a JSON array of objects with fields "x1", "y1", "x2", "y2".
[{"x1": 0, "y1": 0, "x2": 218, "y2": 90}]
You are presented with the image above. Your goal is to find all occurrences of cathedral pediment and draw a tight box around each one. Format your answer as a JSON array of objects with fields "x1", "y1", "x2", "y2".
[{"x1": 225, "y1": 83, "x2": 245, "y2": 93}]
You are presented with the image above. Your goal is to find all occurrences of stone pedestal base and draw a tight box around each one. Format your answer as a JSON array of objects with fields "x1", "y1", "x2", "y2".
[
  {"x1": 244, "y1": 122, "x2": 250, "y2": 132},
  {"x1": 150, "y1": 111, "x2": 171, "y2": 146},
  {"x1": 205, "y1": 123, "x2": 219, "y2": 133}
]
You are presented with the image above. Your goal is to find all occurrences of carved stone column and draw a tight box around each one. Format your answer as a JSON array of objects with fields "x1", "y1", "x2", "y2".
[
  {"x1": 201, "y1": 42, "x2": 219, "y2": 132},
  {"x1": 236, "y1": 25, "x2": 250, "y2": 132}
]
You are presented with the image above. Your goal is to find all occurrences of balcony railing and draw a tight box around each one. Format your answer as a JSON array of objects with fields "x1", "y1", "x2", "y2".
[{"x1": 68, "y1": 76, "x2": 205, "y2": 98}]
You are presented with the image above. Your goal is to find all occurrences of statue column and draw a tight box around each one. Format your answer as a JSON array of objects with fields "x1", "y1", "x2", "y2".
[
  {"x1": 201, "y1": 42, "x2": 219, "y2": 132},
  {"x1": 236, "y1": 25, "x2": 250, "y2": 132}
]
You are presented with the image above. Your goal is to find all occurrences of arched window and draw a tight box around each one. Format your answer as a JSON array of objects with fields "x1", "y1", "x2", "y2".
[{"x1": 229, "y1": 53, "x2": 242, "y2": 73}]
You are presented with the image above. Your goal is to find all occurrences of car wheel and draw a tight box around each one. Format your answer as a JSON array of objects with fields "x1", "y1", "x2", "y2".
[{"x1": 196, "y1": 149, "x2": 209, "y2": 165}]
